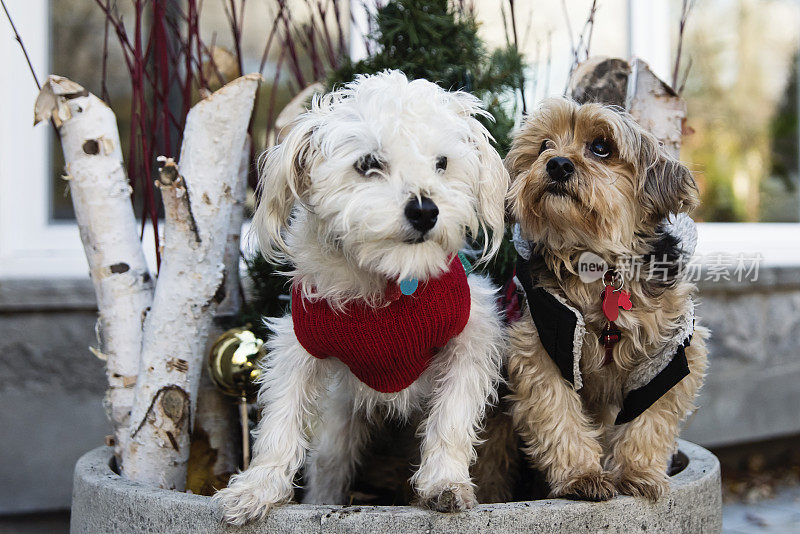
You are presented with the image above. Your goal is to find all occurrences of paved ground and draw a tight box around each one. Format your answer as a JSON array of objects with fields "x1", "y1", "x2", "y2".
[
  {"x1": 0, "y1": 511, "x2": 69, "y2": 534},
  {"x1": 723, "y1": 484, "x2": 800, "y2": 533}
]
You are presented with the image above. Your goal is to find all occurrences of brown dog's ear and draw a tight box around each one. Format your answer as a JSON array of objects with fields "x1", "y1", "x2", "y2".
[
  {"x1": 253, "y1": 113, "x2": 315, "y2": 262},
  {"x1": 638, "y1": 131, "x2": 699, "y2": 223}
]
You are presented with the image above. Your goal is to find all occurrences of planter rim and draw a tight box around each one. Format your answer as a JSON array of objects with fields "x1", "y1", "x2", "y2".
[{"x1": 71, "y1": 439, "x2": 721, "y2": 533}]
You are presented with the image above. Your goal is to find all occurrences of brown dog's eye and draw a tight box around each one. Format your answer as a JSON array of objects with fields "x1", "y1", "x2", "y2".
[
  {"x1": 355, "y1": 153, "x2": 383, "y2": 175},
  {"x1": 435, "y1": 156, "x2": 448, "y2": 172},
  {"x1": 539, "y1": 139, "x2": 552, "y2": 156},
  {"x1": 589, "y1": 138, "x2": 613, "y2": 158}
]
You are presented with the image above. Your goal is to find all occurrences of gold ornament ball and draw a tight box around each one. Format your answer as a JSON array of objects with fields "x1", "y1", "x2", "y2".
[{"x1": 208, "y1": 327, "x2": 266, "y2": 401}]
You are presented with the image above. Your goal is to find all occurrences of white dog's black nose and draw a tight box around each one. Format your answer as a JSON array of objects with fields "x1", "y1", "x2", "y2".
[
  {"x1": 546, "y1": 156, "x2": 575, "y2": 182},
  {"x1": 405, "y1": 196, "x2": 439, "y2": 233}
]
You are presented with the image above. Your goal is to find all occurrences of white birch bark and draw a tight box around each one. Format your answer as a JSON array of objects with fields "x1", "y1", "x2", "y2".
[
  {"x1": 217, "y1": 135, "x2": 250, "y2": 319},
  {"x1": 625, "y1": 58, "x2": 686, "y2": 159},
  {"x1": 190, "y1": 136, "x2": 252, "y2": 489},
  {"x1": 569, "y1": 57, "x2": 686, "y2": 159},
  {"x1": 123, "y1": 74, "x2": 260, "y2": 489},
  {"x1": 34, "y1": 76, "x2": 154, "y2": 460}
]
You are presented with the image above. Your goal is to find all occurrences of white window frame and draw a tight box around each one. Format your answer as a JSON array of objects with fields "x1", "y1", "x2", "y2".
[
  {"x1": 0, "y1": 0, "x2": 162, "y2": 278},
  {"x1": 0, "y1": 0, "x2": 798, "y2": 280},
  {"x1": 0, "y1": 0, "x2": 89, "y2": 279}
]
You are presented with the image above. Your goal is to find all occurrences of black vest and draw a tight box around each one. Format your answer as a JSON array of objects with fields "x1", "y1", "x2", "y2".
[{"x1": 515, "y1": 256, "x2": 692, "y2": 425}]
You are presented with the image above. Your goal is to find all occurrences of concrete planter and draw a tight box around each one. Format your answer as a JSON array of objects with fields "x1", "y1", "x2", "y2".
[{"x1": 71, "y1": 439, "x2": 721, "y2": 533}]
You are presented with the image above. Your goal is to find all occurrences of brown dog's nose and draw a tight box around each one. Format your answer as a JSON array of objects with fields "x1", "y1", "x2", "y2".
[
  {"x1": 546, "y1": 157, "x2": 575, "y2": 182},
  {"x1": 405, "y1": 196, "x2": 439, "y2": 233}
]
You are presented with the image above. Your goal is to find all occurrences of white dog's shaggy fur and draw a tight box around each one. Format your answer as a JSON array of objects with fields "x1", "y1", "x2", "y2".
[{"x1": 214, "y1": 70, "x2": 509, "y2": 525}]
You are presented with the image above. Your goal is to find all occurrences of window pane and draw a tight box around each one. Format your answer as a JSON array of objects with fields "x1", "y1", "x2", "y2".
[
  {"x1": 51, "y1": 1, "x2": 799, "y2": 224},
  {"x1": 680, "y1": 0, "x2": 800, "y2": 222},
  {"x1": 50, "y1": 0, "x2": 136, "y2": 220},
  {"x1": 473, "y1": 0, "x2": 630, "y2": 107},
  {"x1": 49, "y1": 1, "x2": 347, "y2": 221}
]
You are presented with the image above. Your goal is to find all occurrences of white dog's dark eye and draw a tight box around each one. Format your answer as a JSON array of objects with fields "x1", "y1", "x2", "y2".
[
  {"x1": 355, "y1": 153, "x2": 383, "y2": 175},
  {"x1": 435, "y1": 156, "x2": 447, "y2": 172},
  {"x1": 589, "y1": 138, "x2": 613, "y2": 158},
  {"x1": 539, "y1": 139, "x2": 552, "y2": 156}
]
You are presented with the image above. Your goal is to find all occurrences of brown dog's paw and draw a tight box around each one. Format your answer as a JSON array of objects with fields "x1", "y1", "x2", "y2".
[
  {"x1": 553, "y1": 471, "x2": 617, "y2": 502},
  {"x1": 615, "y1": 469, "x2": 669, "y2": 502},
  {"x1": 423, "y1": 483, "x2": 478, "y2": 513}
]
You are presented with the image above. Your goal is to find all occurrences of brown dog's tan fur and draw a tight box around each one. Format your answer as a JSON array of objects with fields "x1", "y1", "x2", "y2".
[{"x1": 501, "y1": 98, "x2": 708, "y2": 502}]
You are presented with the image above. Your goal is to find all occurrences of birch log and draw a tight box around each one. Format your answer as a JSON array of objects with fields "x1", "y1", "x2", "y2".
[
  {"x1": 34, "y1": 76, "x2": 154, "y2": 460},
  {"x1": 217, "y1": 135, "x2": 251, "y2": 320},
  {"x1": 625, "y1": 58, "x2": 686, "y2": 159},
  {"x1": 568, "y1": 56, "x2": 631, "y2": 108},
  {"x1": 187, "y1": 136, "x2": 252, "y2": 494},
  {"x1": 124, "y1": 75, "x2": 259, "y2": 489},
  {"x1": 569, "y1": 57, "x2": 686, "y2": 158}
]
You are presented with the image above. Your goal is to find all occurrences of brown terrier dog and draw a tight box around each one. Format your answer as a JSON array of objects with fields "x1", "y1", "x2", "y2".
[{"x1": 499, "y1": 98, "x2": 708, "y2": 502}]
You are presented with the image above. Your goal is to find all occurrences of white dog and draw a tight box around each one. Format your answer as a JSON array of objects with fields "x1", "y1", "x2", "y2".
[{"x1": 214, "y1": 70, "x2": 508, "y2": 525}]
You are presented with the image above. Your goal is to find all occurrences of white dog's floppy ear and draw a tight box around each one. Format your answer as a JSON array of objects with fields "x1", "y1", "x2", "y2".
[
  {"x1": 449, "y1": 91, "x2": 510, "y2": 261},
  {"x1": 253, "y1": 113, "x2": 315, "y2": 262},
  {"x1": 473, "y1": 123, "x2": 510, "y2": 261}
]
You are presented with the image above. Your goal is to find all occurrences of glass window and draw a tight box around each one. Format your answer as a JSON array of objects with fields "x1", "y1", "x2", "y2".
[
  {"x1": 49, "y1": 0, "x2": 800, "y2": 224},
  {"x1": 678, "y1": 0, "x2": 800, "y2": 222},
  {"x1": 473, "y1": 0, "x2": 631, "y2": 104},
  {"x1": 48, "y1": 0, "x2": 349, "y2": 221},
  {"x1": 50, "y1": 0, "x2": 126, "y2": 219},
  {"x1": 478, "y1": 0, "x2": 800, "y2": 223}
]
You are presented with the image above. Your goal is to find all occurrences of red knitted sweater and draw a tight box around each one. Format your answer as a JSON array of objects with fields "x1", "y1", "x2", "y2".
[{"x1": 292, "y1": 256, "x2": 472, "y2": 393}]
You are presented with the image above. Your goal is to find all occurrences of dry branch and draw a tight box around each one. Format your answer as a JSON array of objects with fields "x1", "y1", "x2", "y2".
[
  {"x1": 1, "y1": 0, "x2": 42, "y2": 89},
  {"x1": 672, "y1": 0, "x2": 696, "y2": 94},
  {"x1": 563, "y1": 0, "x2": 598, "y2": 93}
]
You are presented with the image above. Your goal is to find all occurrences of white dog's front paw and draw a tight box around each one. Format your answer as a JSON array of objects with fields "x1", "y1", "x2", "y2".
[
  {"x1": 213, "y1": 466, "x2": 293, "y2": 526},
  {"x1": 419, "y1": 482, "x2": 477, "y2": 513},
  {"x1": 215, "y1": 486, "x2": 275, "y2": 526}
]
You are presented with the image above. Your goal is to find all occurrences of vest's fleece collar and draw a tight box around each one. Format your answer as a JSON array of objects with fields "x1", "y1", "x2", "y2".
[
  {"x1": 512, "y1": 227, "x2": 695, "y2": 424},
  {"x1": 512, "y1": 274, "x2": 587, "y2": 391},
  {"x1": 625, "y1": 301, "x2": 694, "y2": 394}
]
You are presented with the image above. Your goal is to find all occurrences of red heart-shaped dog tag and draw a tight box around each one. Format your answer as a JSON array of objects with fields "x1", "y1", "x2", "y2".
[{"x1": 601, "y1": 286, "x2": 633, "y2": 322}]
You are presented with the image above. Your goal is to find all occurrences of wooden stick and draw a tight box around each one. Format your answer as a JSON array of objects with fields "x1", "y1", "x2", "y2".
[{"x1": 239, "y1": 397, "x2": 250, "y2": 470}]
